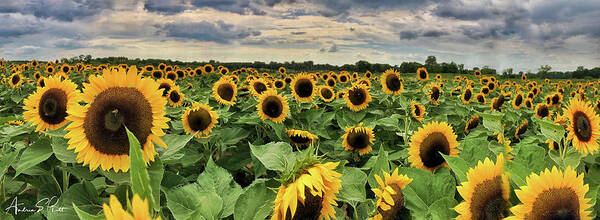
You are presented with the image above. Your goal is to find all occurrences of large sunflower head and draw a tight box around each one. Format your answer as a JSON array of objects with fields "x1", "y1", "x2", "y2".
[
  {"x1": 408, "y1": 121, "x2": 460, "y2": 172},
  {"x1": 291, "y1": 74, "x2": 316, "y2": 102},
  {"x1": 271, "y1": 162, "x2": 342, "y2": 220},
  {"x1": 156, "y1": 78, "x2": 175, "y2": 97},
  {"x1": 249, "y1": 78, "x2": 270, "y2": 97},
  {"x1": 64, "y1": 67, "x2": 170, "y2": 172},
  {"x1": 455, "y1": 154, "x2": 510, "y2": 220},
  {"x1": 344, "y1": 83, "x2": 372, "y2": 112},
  {"x1": 167, "y1": 87, "x2": 184, "y2": 107},
  {"x1": 416, "y1": 67, "x2": 428, "y2": 81},
  {"x1": 381, "y1": 69, "x2": 403, "y2": 95},
  {"x1": 9, "y1": 72, "x2": 23, "y2": 88},
  {"x1": 565, "y1": 98, "x2": 600, "y2": 155},
  {"x1": 285, "y1": 129, "x2": 318, "y2": 149},
  {"x1": 182, "y1": 102, "x2": 219, "y2": 138},
  {"x1": 534, "y1": 103, "x2": 552, "y2": 119},
  {"x1": 342, "y1": 122, "x2": 375, "y2": 155},
  {"x1": 462, "y1": 87, "x2": 473, "y2": 104},
  {"x1": 464, "y1": 114, "x2": 481, "y2": 134},
  {"x1": 514, "y1": 120, "x2": 528, "y2": 140},
  {"x1": 23, "y1": 76, "x2": 80, "y2": 132},
  {"x1": 410, "y1": 101, "x2": 426, "y2": 122},
  {"x1": 371, "y1": 168, "x2": 413, "y2": 220},
  {"x1": 212, "y1": 77, "x2": 237, "y2": 106},
  {"x1": 102, "y1": 194, "x2": 161, "y2": 220},
  {"x1": 318, "y1": 86, "x2": 335, "y2": 103},
  {"x1": 257, "y1": 89, "x2": 289, "y2": 123},
  {"x1": 509, "y1": 167, "x2": 592, "y2": 220}
]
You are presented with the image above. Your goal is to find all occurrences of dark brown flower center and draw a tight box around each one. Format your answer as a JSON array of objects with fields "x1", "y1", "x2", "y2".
[
  {"x1": 413, "y1": 105, "x2": 421, "y2": 116},
  {"x1": 463, "y1": 90, "x2": 472, "y2": 101},
  {"x1": 327, "y1": 79, "x2": 336, "y2": 87},
  {"x1": 177, "y1": 70, "x2": 185, "y2": 78},
  {"x1": 11, "y1": 75, "x2": 20, "y2": 85},
  {"x1": 285, "y1": 77, "x2": 292, "y2": 84},
  {"x1": 169, "y1": 91, "x2": 181, "y2": 103},
  {"x1": 153, "y1": 71, "x2": 163, "y2": 78},
  {"x1": 531, "y1": 188, "x2": 580, "y2": 220},
  {"x1": 470, "y1": 177, "x2": 509, "y2": 220},
  {"x1": 262, "y1": 96, "x2": 283, "y2": 118},
  {"x1": 218, "y1": 84, "x2": 235, "y2": 101},
  {"x1": 340, "y1": 75, "x2": 348, "y2": 82},
  {"x1": 386, "y1": 75, "x2": 402, "y2": 92},
  {"x1": 419, "y1": 70, "x2": 427, "y2": 79},
  {"x1": 167, "y1": 72, "x2": 177, "y2": 81},
  {"x1": 378, "y1": 184, "x2": 405, "y2": 220},
  {"x1": 38, "y1": 79, "x2": 46, "y2": 87},
  {"x1": 83, "y1": 87, "x2": 153, "y2": 155},
  {"x1": 159, "y1": 83, "x2": 172, "y2": 96},
  {"x1": 419, "y1": 132, "x2": 450, "y2": 168},
  {"x1": 482, "y1": 88, "x2": 490, "y2": 95},
  {"x1": 430, "y1": 87, "x2": 440, "y2": 101},
  {"x1": 537, "y1": 105, "x2": 550, "y2": 118},
  {"x1": 286, "y1": 187, "x2": 323, "y2": 220},
  {"x1": 477, "y1": 95, "x2": 485, "y2": 103},
  {"x1": 516, "y1": 123, "x2": 528, "y2": 138},
  {"x1": 466, "y1": 117, "x2": 480, "y2": 132},
  {"x1": 38, "y1": 88, "x2": 68, "y2": 125},
  {"x1": 294, "y1": 79, "x2": 314, "y2": 98},
  {"x1": 290, "y1": 134, "x2": 311, "y2": 145},
  {"x1": 573, "y1": 111, "x2": 592, "y2": 141},
  {"x1": 552, "y1": 95, "x2": 560, "y2": 105},
  {"x1": 321, "y1": 88, "x2": 333, "y2": 100},
  {"x1": 275, "y1": 81, "x2": 284, "y2": 88},
  {"x1": 204, "y1": 66, "x2": 213, "y2": 73},
  {"x1": 347, "y1": 130, "x2": 369, "y2": 149},
  {"x1": 348, "y1": 87, "x2": 367, "y2": 105},
  {"x1": 515, "y1": 94, "x2": 523, "y2": 106},
  {"x1": 187, "y1": 108, "x2": 212, "y2": 132},
  {"x1": 253, "y1": 82, "x2": 268, "y2": 95}
]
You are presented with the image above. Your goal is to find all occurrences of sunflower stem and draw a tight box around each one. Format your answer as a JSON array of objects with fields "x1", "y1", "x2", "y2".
[
  {"x1": 50, "y1": 166, "x2": 62, "y2": 194},
  {"x1": 0, "y1": 176, "x2": 5, "y2": 202},
  {"x1": 61, "y1": 162, "x2": 69, "y2": 192}
]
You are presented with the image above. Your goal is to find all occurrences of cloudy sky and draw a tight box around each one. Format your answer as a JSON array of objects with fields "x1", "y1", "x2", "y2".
[{"x1": 1, "y1": 0, "x2": 599, "y2": 72}]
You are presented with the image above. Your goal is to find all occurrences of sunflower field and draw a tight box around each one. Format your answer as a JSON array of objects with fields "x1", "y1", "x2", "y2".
[{"x1": 1, "y1": 59, "x2": 600, "y2": 220}]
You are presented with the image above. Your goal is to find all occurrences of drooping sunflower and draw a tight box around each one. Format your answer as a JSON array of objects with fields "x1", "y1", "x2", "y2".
[
  {"x1": 342, "y1": 122, "x2": 375, "y2": 155},
  {"x1": 455, "y1": 154, "x2": 510, "y2": 220},
  {"x1": 344, "y1": 83, "x2": 371, "y2": 112},
  {"x1": 318, "y1": 86, "x2": 335, "y2": 103},
  {"x1": 370, "y1": 168, "x2": 413, "y2": 220},
  {"x1": 564, "y1": 98, "x2": 600, "y2": 155},
  {"x1": 9, "y1": 72, "x2": 23, "y2": 88},
  {"x1": 271, "y1": 162, "x2": 342, "y2": 220},
  {"x1": 167, "y1": 87, "x2": 184, "y2": 107},
  {"x1": 464, "y1": 115, "x2": 480, "y2": 134},
  {"x1": 410, "y1": 101, "x2": 426, "y2": 122},
  {"x1": 490, "y1": 95, "x2": 507, "y2": 112},
  {"x1": 212, "y1": 78, "x2": 237, "y2": 106},
  {"x1": 475, "y1": 93, "x2": 486, "y2": 104},
  {"x1": 514, "y1": 120, "x2": 528, "y2": 140},
  {"x1": 102, "y1": 194, "x2": 161, "y2": 220},
  {"x1": 285, "y1": 129, "x2": 318, "y2": 149},
  {"x1": 408, "y1": 121, "x2": 460, "y2": 172},
  {"x1": 249, "y1": 78, "x2": 270, "y2": 97},
  {"x1": 534, "y1": 103, "x2": 552, "y2": 119},
  {"x1": 380, "y1": 69, "x2": 403, "y2": 95},
  {"x1": 156, "y1": 78, "x2": 175, "y2": 97},
  {"x1": 416, "y1": 67, "x2": 428, "y2": 81},
  {"x1": 257, "y1": 89, "x2": 289, "y2": 123},
  {"x1": 512, "y1": 91, "x2": 524, "y2": 109},
  {"x1": 508, "y1": 167, "x2": 592, "y2": 220},
  {"x1": 274, "y1": 79, "x2": 286, "y2": 90},
  {"x1": 64, "y1": 68, "x2": 170, "y2": 172},
  {"x1": 462, "y1": 87, "x2": 473, "y2": 104},
  {"x1": 182, "y1": 102, "x2": 218, "y2": 138},
  {"x1": 290, "y1": 74, "x2": 316, "y2": 102},
  {"x1": 23, "y1": 76, "x2": 80, "y2": 132}
]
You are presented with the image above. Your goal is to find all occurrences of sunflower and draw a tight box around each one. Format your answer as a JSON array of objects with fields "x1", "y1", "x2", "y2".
[
  {"x1": 55, "y1": 71, "x2": 69, "y2": 80},
  {"x1": 480, "y1": 86, "x2": 490, "y2": 96},
  {"x1": 464, "y1": 115, "x2": 480, "y2": 134},
  {"x1": 426, "y1": 83, "x2": 442, "y2": 105},
  {"x1": 203, "y1": 64, "x2": 214, "y2": 73},
  {"x1": 167, "y1": 87, "x2": 184, "y2": 107},
  {"x1": 521, "y1": 74, "x2": 527, "y2": 81},
  {"x1": 408, "y1": 121, "x2": 460, "y2": 172},
  {"x1": 508, "y1": 167, "x2": 592, "y2": 220},
  {"x1": 291, "y1": 74, "x2": 316, "y2": 102},
  {"x1": 462, "y1": 87, "x2": 473, "y2": 104},
  {"x1": 380, "y1": 69, "x2": 403, "y2": 95},
  {"x1": 524, "y1": 98, "x2": 533, "y2": 110},
  {"x1": 193, "y1": 67, "x2": 203, "y2": 76},
  {"x1": 285, "y1": 129, "x2": 318, "y2": 148},
  {"x1": 61, "y1": 64, "x2": 70, "y2": 73},
  {"x1": 344, "y1": 83, "x2": 371, "y2": 112},
  {"x1": 435, "y1": 74, "x2": 442, "y2": 80},
  {"x1": 475, "y1": 93, "x2": 486, "y2": 104},
  {"x1": 9, "y1": 72, "x2": 23, "y2": 88},
  {"x1": 451, "y1": 86, "x2": 462, "y2": 96},
  {"x1": 151, "y1": 70, "x2": 164, "y2": 79},
  {"x1": 34, "y1": 71, "x2": 42, "y2": 80},
  {"x1": 182, "y1": 102, "x2": 218, "y2": 138},
  {"x1": 410, "y1": 101, "x2": 426, "y2": 122},
  {"x1": 337, "y1": 91, "x2": 345, "y2": 99},
  {"x1": 144, "y1": 65, "x2": 154, "y2": 73},
  {"x1": 278, "y1": 66, "x2": 286, "y2": 75},
  {"x1": 564, "y1": 98, "x2": 600, "y2": 155},
  {"x1": 357, "y1": 77, "x2": 372, "y2": 88},
  {"x1": 37, "y1": 77, "x2": 46, "y2": 88},
  {"x1": 164, "y1": 65, "x2": 173, "y2": 73},
  {"x1": 23, "y1": 76, "x2": 80, "y2": 132},
  {"x1": 490, "y1": 95, "x2": 507, "y2": 112},
  {"x1": 342, "y1": 123, "x2": 375, "y2": 155},
  {"x1": 156, "y1": 78, "x2": 175, "y2": 97},
  {"x1": 514, "y1": 120, "x2": 528, "y2": 140},
  {"x1": 550, "y1": 92, "x2": 562, "y2": 106},
  {"x1": 249, "y1": 78, "x2": 270, "y2": 97},
  {"x1": 165, "y1": 71, "x2": 177, "y2": 81},
  {"x1": 271, "y1": 162, "x2": 342, "y2": 220},
  {"x1": 416, "y1": 67, "x2": 428, "y2": 81},
  {"x1": 46, "y1": 65, "x2": 55, "y2": 74},
  {"x1": 102, "y1": 194, "x2": 161, "y2": 220},
  {"x1": 257, "y1": 89, "x2": 289, "y2": 123},
  {"x1": 512, "y1": 91, "x2": 524, "y2": 109},
  {"x1": 371, "y1": 168, "x2": 413, "y2": 220},
  {"x1": 338, "y1": 73, "x2": 350, "y2": 84},
  {"x1": 474, "y1": 70, "x2": 481, "y2": 77},
  {"x1": 212, "y1": 78, "x2": 237, "y2": 106},
  {"x1": 274, "y1": 79, "x2": 286, "y2": 90},
  {"x1": 546, "y1": 139, "x2": 560, "y2": 151},
  {"x1": 64, "y1": 68, "x2": 169, "y2": 172},
  {"x1": 455, "y1": 154, "x2": 510, "y2": 220},
  {"x1": 318, "y1": 86, "x2": 335, "y2": 103},
  {"x1": 176, "y1": 69, "x2": 186, "y2": 79},
  {"x1": 220, "y1": 67, "x2": 229, "y2": 75},
  {"x1": 534, "y1": 103, "x2": 552, "y2": 119}
]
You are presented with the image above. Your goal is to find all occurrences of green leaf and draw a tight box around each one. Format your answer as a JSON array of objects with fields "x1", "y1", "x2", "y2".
[
  {"x1": 196, "y1": 158, "x2": 242, "y2": 218},
  {"x1": 548, "y1": 147, "x2": 583, "y2": 170},
  {"x1": 367, "y1": 147, "x2": 390, "y2": 189},
  {"x1": 266, "y1": 120, "x2": 286, "y2": 140},
  {"x1": 218, "y1": 127, "x2": 250, "y2": 146},
  {"x1": 159, "y1": 133, "x2": 195, "y2": 160},
  {"x1": 480, "y1": 112, "x2": 504, "y2": 133},
  {"x1": 14, "y1": 138, "x2": 53, "y2": 177},
  {"x1": 0, "y1": 211, "x2": 15, "y2": 220},
  {"x1": 249, "y1": 142, "x2": 295, "y2": 172},
  {"x1": 73, "y1": 203, "x2": 104, "y2": 220},
  {"x1": 148, "y1": 159, "x2": 164, "y2": 209},
  {"x1": 234, "y1": 179, "x2": 277, "y2": 220},
  {"x1": 52, "y1": 137, "x2": 77, "y2": 163},
  {"x1": 442, "y1": 155, "x2": 470, "y2": 184},
  {"x1": 401, "y1": 167, "x2": 456, "y2": 217},
  {"x1": 538, "y1": 119, "x2": 565, "y2": 143},
  {"x1": 126, "y1": 127, "x2": 156, "y2": 211},
  {"x1": 338, "y1": 167, "x2": 367, "y2": 206},
  {"x1": 429, "y1": 196, "x2": 458, "y2": 220},
  {"x1": 0, "y1": 149, "x2": 18, "y2": 180},
  {"x1": 166, "y1": 184, "x2": 223, "y2": 220},
  {"x1": 506, "y1": 161, "x2": 531, "y2": 188},
  {"x1": 46, "y1": 181, "x2": 103, "y2": 220}
]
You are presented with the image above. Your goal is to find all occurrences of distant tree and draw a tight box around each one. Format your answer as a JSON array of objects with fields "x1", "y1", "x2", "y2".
[
  {"x1": 538, "y1": 65, "x2": 552, "y2": 74},
  {"x1": 425, "y1": 56, "x2": 437, "y2": 66}
]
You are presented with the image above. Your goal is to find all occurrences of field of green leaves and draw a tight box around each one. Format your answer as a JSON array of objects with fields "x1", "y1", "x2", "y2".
[{"x1": 1, "y1": 59, "x2": 600, "y2": 220}]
